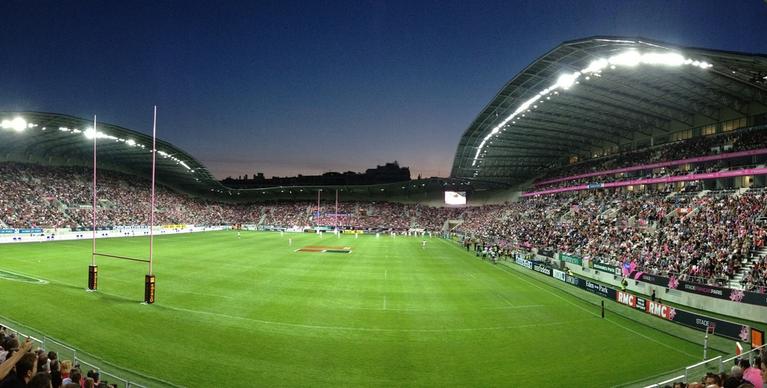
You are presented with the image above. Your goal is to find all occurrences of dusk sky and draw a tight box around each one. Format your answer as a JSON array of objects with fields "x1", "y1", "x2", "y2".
[{"x1": 1, "y1": 1, "x2": 765, "y2": 179}]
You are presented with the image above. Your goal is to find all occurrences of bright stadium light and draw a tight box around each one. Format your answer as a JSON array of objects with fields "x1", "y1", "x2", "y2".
[
  {"x1": 83, "y1": 128, "x2": 97, "y2": 139},
  {"x1": 609, "y1": 50, "x2": 641, "y2": 67},
  {"x1": 83, "y1": 127, "x2": 112, "y2": 140},
  {"x1": 582, "y1": 58, "x2": 608, "y2": 74},
  {"x1": 1, "y1": 117, "x2": 27, "y2": 132},
  {"x1": 556, "y1": 72, "x2": 579, "y2": 90},
  {"x1": 470, "y1": 49, "x2": 715, "y2": 166}
]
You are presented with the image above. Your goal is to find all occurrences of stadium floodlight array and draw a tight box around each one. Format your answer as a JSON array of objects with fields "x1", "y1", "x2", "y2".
[
  {"x1": 0, "y1": 117, "x2": 36, "y2": 132},
  {"x1": 470, "y1": 49, "x2": 714, "y2": 173},
  {"x1": 0, "y1": 114, "x2": 196, "y2": 173}
]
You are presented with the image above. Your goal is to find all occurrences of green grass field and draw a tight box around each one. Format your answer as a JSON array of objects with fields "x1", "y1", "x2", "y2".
[{"x1": 0, "y1": 231, "x2": 722, "y2": 387}]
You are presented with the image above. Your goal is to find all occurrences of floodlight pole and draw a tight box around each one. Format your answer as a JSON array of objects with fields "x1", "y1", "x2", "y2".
[
  {"x1": 88, "y1": 115, "x2": 98, "y2": 291},
  {"x1": 144, "y1": 106, "x2": 158, "y2": 304}
]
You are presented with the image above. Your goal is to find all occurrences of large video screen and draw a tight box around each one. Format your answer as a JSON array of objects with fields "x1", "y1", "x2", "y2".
[{"x1": 444, "y1": 191, "x2": 467, "y2": 206}]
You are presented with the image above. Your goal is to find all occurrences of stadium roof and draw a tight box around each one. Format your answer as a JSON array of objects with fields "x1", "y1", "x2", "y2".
[
  {"x1": 450, "y1": 36, "x2": 767, "y2": 185},
  {"x1": 0, "y1": 112, "x2": 461, "y2": 200},
  {"x1": 0, "y1": 111, "x2": 224, "y2": 196}
]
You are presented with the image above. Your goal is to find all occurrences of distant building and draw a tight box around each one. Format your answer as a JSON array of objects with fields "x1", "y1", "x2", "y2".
[{"x1": 221, "y1": 161, "x2": 411, "y2": 188}]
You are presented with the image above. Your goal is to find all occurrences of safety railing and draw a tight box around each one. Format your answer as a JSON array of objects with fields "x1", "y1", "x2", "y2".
[
  {"x1": 643, "y1": 344, "x2": 765, "y2": 387},
  {"x1": 0, "y1": 318, "x2": 173, "y2": 388}
]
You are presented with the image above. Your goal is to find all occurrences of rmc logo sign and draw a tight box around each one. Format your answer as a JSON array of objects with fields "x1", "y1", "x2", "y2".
[
  {"x1": 616, "y1": 291, "x2": 636, "y2": 307},
  {"x1": 646, "y1": 301, "x2": 676, "y2": 321}
]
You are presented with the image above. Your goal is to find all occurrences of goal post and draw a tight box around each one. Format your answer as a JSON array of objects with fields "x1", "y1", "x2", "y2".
[
  {"x1": 86, "y1": 107, "x2": 159, "y2": 304},
  {"x1": 88, "y1": 115, "x2": 98, "y2": 291}
]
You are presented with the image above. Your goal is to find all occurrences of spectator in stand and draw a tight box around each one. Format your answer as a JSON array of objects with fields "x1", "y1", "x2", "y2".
[
  {"x1": 0, "y1": 336, "x2": 20, "y2": 364},
  {"x1": 724, "y1": 365, "x2": 745, "y2": 388},
  {"x1": 0, "y1": 351, "x2": 37, "y2": 388},
  {"x1": 0, "y1": 338, "x2": 33, "y2": 383},
  {"x1": 57, "y1": 361, "x2": 71, "y2": 386},
  {"x1": 61, "y1": 368, "x2": 80, "y2": 388},
  {"x1": 85, "y1": 371, "x2": 99, "y2": 387},
  {"x1": 27, "y1": 373, "x2": 52, "y2": 388},
  {"x1": 46, "y1": 352, "x2": 60, "y2": 388},
  {"x1": 702, "y1": 372, "x2": 722, "y2": 387},
  {"x1": 741, "y1": 358, "x2": 764, "y2": 388}
]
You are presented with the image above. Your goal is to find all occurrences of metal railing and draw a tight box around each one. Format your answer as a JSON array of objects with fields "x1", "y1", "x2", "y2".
[
  {"x1": 643, "y1": 344, "x2": 765, "y2": 387},
  {"x1": 0, "y1": 318, "x2": 164, "y2": 388}
]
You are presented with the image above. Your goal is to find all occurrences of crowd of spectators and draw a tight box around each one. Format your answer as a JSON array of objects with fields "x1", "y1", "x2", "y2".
[
  {"x1": 0, "y1": 327, "x2": 115, "y2": 388},
  {"x1": 458, "y1": 190, "x2": 767, "y2": 288},
  {"x1": 0, "y1": 163, "x2": 261, "y2": 229},
  {"x1": 537, "y1": 162, "x2": 732, "y2": 191},
  {"x1": 741, "y1": 255, "x2": 767, "y2": 293},
  {"x1": 0, "y1": 163, "x2": 457, "y2": 231},
  {"x1": 3, "y1": 160, "x2": 767, "y2": 291},
  {"x1": 662, "y1": 356, "x2": 766, "y2": 388},
  {"x1": 536, "y1": 127, "x2": 767, "y2": 189}
]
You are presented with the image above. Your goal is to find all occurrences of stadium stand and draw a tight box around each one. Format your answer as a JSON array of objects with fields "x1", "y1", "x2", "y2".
[
  {"x1": 534, "y1": 125, "x2": 767, "y2": 189},
  {"x1": 3, "y1": 37, "x2": 767, "y2": 386},
  {"x1": 4, "y1": 155, "x2": 767, "y2": 292}
]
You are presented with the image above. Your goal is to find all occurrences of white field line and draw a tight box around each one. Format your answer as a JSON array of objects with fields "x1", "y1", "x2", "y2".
[
  {"x1": 0, "y1": 268, "x2": 49, "y2": 284},
  {"x1": 493, "y1": 292, "x2": 514, "y2": 306},
  {"x1": 492, "y1": 264, "x2": 700, "y2": 359},
  {"x1": 482, "y1": 304, "x2": 544, "y2": 310},
  {"x1": 159, "y1": 303, "x2": 592, "y2": 333},
  {"x1": 167, "y1": 289, "x2": 237, "y2": 300}
]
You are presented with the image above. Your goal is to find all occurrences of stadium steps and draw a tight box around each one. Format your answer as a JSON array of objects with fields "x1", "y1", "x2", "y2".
[
  {"x1": 445, "y1": 219, "x2": 463, "y2": 232},
  {"x1": 601, "y1": 207, "x2": 619, "y2": 219},
  {"x1": 729, "y1": 247, "x2": 767, "y2": 290},
  {"x1": 734, "y1": 187, "x2": 750, "y2": 197},
  {"x1": 755, "y1": 205, "x2": 767, "y2": 225}
]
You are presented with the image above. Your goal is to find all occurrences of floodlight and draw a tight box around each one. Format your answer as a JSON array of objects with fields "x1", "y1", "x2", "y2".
[
  {"x1": 83, "y1": 128, "x2": 96, "y2": 139},
  {"x1": 1, "y1": 117, "x2": 27, "y2": 132},
  {"x1": 610, "y1": 51, "x2": 641, "y2": 67}
]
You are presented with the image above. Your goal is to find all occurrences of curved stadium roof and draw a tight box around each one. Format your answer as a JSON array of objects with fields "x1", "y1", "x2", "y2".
[
  {"x1": 0, "y1": 111, "x2": 224, "y2": 196},
  {"x1": 5, "y1": 37, "x2": 767, "y2": 200},
  {"x1": 450, "y1": 36, "x2": 767, "y2": 186},
  {"x1": 0, "y1": 112, "x2": 459, "y2": 201}
]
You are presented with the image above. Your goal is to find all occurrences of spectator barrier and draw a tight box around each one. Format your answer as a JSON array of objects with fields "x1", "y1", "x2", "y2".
[
  {"x1": 504, "y1": 253, "x2": 766, "y2": 387},
  {"x1": 0, "y1": 316, "x2": 182, "y2": 387}
]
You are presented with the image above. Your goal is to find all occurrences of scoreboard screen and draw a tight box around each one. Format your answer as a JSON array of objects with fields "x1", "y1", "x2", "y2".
[{"x1": 444, "y1": 191, "x2": 467, "y2": 206}]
